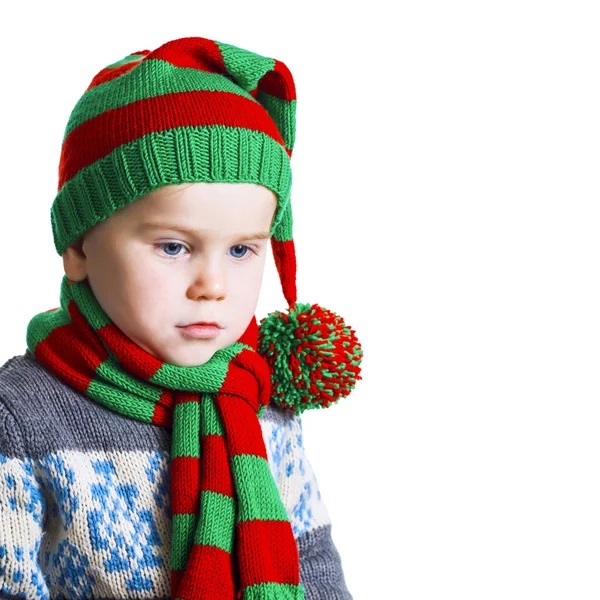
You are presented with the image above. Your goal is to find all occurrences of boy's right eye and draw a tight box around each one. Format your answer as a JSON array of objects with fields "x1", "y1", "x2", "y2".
[{"x1": 156, "y1": 242, "x2": 187, "y2": 258}]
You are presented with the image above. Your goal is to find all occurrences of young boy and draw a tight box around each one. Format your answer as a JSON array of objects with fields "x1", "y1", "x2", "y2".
[{"x1": 0, "y1": 36, "x2": 362, "y2": 600}]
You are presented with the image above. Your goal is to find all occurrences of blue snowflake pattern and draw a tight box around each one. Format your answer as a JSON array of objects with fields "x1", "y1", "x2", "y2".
[
  {"x1": 144, "y1": 450, "x2": 171, "y2": 515},
  {"x1": 47, "y1": 540, "x2": 95, "y2": 600},
  {"x1": 87, "y1": 458, "x2": 164, "y2": 593},
  {"x1": 37, "y1": 455, "x2": 79, "y2": 528},
  {"x1": 291, "y1": 481, "x2": 314, "y2": 536},
  {"x1": 1, "y1": 456, "x2": 45, "y2": 526},
  {"x1": 262, "y1": 416, "x2": 330, "y2": 536},
  {"x1": 0, "y1": 541, "x2": 48, "y2": 600},
  {"x1": 266, "y1": 423, "x2": 288, "y2": 480}
]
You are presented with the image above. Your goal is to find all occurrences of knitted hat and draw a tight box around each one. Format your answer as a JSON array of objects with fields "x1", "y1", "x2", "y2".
[{"x1": 51, "y1": 35, "x2": 362, "y2": 414}]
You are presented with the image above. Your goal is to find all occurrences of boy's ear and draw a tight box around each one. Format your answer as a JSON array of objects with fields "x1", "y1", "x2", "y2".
[{"x1": 62, "y1": 236, "x2": 88, "y2": 282}]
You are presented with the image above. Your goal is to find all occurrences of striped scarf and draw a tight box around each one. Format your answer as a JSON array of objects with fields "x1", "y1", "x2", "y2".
[{"x1": 26, "y1": 275, "x2": 304, "y2": 600}]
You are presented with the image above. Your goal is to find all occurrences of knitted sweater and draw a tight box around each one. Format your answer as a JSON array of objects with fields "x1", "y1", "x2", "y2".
[{"x1": 0, "y1": 351, "x2": 351, "y2": 600}]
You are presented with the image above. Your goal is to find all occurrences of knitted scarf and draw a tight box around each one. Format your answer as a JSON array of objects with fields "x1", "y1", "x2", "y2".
[{"x1": 26, "y1": 275, "x2": 304, "y2": 600}]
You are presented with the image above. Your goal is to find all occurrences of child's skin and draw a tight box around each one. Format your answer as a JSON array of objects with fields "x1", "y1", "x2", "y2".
[{"x1": 62, "y1": 182, "x2": 277, "y2": 367}]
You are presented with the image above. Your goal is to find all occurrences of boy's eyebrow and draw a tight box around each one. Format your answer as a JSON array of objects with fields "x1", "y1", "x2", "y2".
[{"x1": 138, "y1": 221, "x2": 270, "y2": 240}]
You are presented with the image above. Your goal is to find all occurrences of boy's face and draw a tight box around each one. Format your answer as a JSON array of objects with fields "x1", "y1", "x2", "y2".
[{"x1": 62, "y1": 182, "x2": 277, "y2": 367}]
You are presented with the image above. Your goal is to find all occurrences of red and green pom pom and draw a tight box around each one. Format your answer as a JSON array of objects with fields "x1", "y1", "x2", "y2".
[{"x1": 257, "y1": 302, "x2": 363, "y2": 415}]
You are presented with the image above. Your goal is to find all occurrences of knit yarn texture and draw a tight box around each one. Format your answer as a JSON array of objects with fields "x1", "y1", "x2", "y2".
[
  {"x1": 26, "y1": 275, "x2": 304, "y2": 600},
  {"x1": 51, "y1": 35, "x2": 298, "y2": 305}
]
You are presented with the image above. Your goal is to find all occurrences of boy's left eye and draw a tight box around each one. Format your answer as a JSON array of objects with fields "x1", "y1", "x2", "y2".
[{"x1": 229, "y1": 245, "x2": 250, "y2": 259}]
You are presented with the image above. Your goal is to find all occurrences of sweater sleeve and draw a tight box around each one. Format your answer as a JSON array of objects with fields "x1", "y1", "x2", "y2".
[
  {"x1": 265, "y1": 412, "x2": 352, "y2": 600},
  {"x1": 0, "y1": 398, "x2": 49, "y2": 600}
]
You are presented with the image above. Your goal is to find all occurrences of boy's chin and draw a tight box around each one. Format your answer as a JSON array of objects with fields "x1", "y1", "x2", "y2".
[{"x1": 156, "y1": 345, "x2": 221, "y2": 368}]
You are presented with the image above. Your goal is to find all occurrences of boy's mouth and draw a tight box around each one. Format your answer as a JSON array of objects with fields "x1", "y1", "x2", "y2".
[{"x1": 177, "y1": 322, "x2": 222, "y2": 340}]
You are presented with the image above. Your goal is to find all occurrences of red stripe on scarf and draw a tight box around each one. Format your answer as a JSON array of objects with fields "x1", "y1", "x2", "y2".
[
  {"x1": 97, "y1": 323, "x2": 164, "y2": 380},
  {"x1": 201, "y1": 434, "x2": 234, "y2": 496},
  {"x1": 152, "y1": 389, "x2": 174, "y2": 426},
  {"x1": 237, "y1": 519, "x2": 301, "y2": 587},
  {"x1": 216, "y1": 395, "x2": 269, "y2": 458},
  {"x1": 35, "y1": 301, "x2": 109, "y2": 395},
  {"x1": 174, "y1": 543, "x2": 236, "y2": 600},
  {"x1": 170, "y1": 455, "x2": 201, "y2": 514}
]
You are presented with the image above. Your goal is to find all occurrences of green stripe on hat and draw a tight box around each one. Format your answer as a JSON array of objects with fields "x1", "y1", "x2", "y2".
[
  {"x1": 64, "y1": 59, "x2": 257, "y2": 141},
  {"x1": 215, "y1": 41, "x2": 276, "y2": 92},
  {"x1": 103, "y1": 53, "x2": 146, "y2": 70},
  {"x1": 257, "y1": 90, "x2": 296, "y2": 151},
  {"x1": 51, "y1": 125, "x2": 291, "y2": 255},
  {"x1": 272, "y1": 201, "x2": 294, "y2": 243}
]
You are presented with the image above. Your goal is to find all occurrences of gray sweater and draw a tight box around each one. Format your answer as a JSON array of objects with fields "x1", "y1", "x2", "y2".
[{"x1": 0, "y1": 350, "x2": 351, "y2": 599}]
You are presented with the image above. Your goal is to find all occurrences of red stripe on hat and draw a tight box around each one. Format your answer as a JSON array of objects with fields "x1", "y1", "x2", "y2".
[
  {"x1": 59, "y1": 90, "x2": 285, "y2": 189},
  {"x1": 201, "y1": 434, "x2": 234, "y2": 497},
  {"x1": 258, "y1": 60, "x2": 297, "y2": 101},
  {"x1": 215, "y1": 395, "x2": 268, "y2": 458},
  {"x1": 97, "y1": 323, "x2": 164, "y2": 380},
  {"x1": 237, "y1": 519, "x2": 300, "y2": 587},
  {"x1": 147, "y1": 37, "x2": 227, "y2": 74},
  {"x1": 170, "y1": 455, "x2": 200, "y2": 514},
  {"x1": 271, "y1": 238, "x2": 297, "y2": 306},
  {"x1": 175, "y1": 544, "x2": 235, "y2": 600}
]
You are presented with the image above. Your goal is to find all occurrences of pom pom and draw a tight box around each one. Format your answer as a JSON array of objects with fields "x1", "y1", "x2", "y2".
[{"x1": 258, "y1": 302, "x2": 363, "y2": 415}]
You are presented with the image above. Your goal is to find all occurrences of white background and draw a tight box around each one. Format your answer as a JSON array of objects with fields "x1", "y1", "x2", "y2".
[{"x1": 1, "y1": 1, "x2": 599, "y2": 598}]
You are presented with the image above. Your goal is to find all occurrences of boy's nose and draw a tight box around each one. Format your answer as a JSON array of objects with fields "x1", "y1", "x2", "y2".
[{"x1": 186, "y1": 263, "x2": 226, "y2": 301}]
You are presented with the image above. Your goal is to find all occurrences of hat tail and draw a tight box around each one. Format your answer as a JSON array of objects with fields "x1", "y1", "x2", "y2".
[{"x1": 271, "y1": 201, "x2": 297, "y2": 307}]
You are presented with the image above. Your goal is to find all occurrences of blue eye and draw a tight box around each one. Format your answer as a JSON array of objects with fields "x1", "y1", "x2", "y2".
[
  {"x1": 157, "y1": 242, "x2": 186, "y2": 257},
  {"x1": 156, "y1": 242, "x2": 254, "y2": 260},
  {"x1": 230, "y1": 245, "x2": 251, "y2": 259}
]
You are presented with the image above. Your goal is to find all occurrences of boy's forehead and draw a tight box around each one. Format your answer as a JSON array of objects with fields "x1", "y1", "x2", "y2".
[{"x1": 106, "y1": 182, "x2": 276, "y2": 236}]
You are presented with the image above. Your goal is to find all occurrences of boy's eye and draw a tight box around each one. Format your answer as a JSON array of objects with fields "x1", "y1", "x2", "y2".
[
  {"x1": 158, "y1": 242, "x2": 186, "y2": 257},
  {"x1": 229, "y1": 245, "x2": 250, "y2": 259}
]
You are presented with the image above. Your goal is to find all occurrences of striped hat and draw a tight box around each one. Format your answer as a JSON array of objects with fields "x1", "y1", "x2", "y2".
[
  {"x1": 51, "y1": 35, "x2": 362, "y2": 415},
  {"x1": 52, "y1": 35, "x2": 297, "y2": 305}
]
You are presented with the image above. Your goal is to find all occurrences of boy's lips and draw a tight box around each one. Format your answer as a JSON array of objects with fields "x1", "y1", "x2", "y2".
[{"x1": 177, "y1": 322, "x2": 222, "y2": 339}]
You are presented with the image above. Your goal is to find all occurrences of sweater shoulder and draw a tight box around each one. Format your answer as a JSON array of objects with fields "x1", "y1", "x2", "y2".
[{"x1": 0, "y1": 350, "x2": 171, "y2": 459}]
